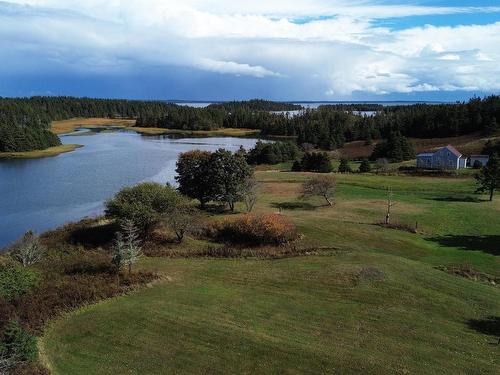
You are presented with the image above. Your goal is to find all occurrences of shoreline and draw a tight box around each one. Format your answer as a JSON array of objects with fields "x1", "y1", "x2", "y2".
[
  {"x1": 0, "y1": 144, "x2": 83, "y2": 160},
  {"x1": 2, "y1": 118, "x2": 263, "y2": 161}
]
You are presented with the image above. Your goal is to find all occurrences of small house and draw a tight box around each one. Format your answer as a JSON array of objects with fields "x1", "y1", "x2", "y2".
[
  {"x1": 416, "y1": 145, "x2": 467, "y2": 170},
  {"x1": 469, "y1": 155, "x2": 489, "y2": 168}
]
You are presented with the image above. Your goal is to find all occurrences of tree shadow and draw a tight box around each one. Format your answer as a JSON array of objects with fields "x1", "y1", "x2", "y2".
[
  {"x1": 467, "y1": 316, "x2": 500, "y2": 343},
  {"x1": 427, "y1": 235, "x2": 500, "y2": 256},
  {"x1": 271, "y1": 201, "x2": 317, "y2": 210},
  {"x1": 428, "y1": 196, "x2": 483, "y2": 203}
]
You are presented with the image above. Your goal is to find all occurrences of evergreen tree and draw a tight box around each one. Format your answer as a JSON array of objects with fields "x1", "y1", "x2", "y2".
[
  {"x1": 359, "y1": 158, "x2": 372, "y2": 173},
  {"x1": 475, "y1": 154, "x2": 500, "y2": 201},
  {"x1": 338, "y1": 158, "x2": 352, "y2": 173}
]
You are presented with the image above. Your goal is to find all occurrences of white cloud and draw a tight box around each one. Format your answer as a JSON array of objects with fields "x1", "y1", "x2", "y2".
[
  {"x1": 438, "y1": 54, "x2": 461, "y2": 61},
  {"x1": 0, "y1": 0, "x2": 499, "y2": 96},
  {"x1": 197, "y1": 58, "x2": 282, "y2": 77}
]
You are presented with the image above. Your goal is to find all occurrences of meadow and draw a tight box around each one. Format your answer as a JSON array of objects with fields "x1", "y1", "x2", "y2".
[{"x1": 40, "y1": 169, "x2": 500, "y2": 374}]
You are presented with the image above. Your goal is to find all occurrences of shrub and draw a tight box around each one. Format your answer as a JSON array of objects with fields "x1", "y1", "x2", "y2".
[
  {"x1": 0, "y1": 265, "x2": 39, "y2": 303},
  {"x1": 105, "y1": 182, "x2": 183, "y2": 233},
  {"x1": 359, "y1": 158, "x2": 372, "y2": 173},
  {"x1": 1, "y1": 320, "x2": 38, "y2": 365},
  {"x1": 214, "y1": 214, "x2": 299, "y2": 245}
]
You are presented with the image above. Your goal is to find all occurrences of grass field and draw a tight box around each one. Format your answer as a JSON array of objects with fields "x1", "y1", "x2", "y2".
[
  {"x1": 0, "y1": 144, "x2": 82, "y2": 159},
  {"x1": 41, "y1": 170, "x2": 500, "y2": 374}
]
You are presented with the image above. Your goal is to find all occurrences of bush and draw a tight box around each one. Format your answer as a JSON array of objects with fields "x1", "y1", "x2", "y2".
[
  {"x1": 359, "y1": 158, "x2": 372, "y2": 173},
  {"x1": 105, "y1": 182, "x2": 183, "y2": 233},
  {"x1": 1, "y1": 320, "x2": 38, "y2": 365},
  {"x1": 214, "y1": 214, "x2": 299, "y2": 245},
  {"x1": 0, "y1": 265, "x2": 39, "y2": 303}
]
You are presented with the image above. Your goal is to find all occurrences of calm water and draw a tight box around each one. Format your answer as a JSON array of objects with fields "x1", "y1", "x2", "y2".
[{"x1": 0, "y1": 130, "x2": 260, "y2": 248}]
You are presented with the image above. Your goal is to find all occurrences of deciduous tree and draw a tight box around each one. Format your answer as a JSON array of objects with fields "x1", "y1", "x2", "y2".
[
  {"x1": 301, "y1": 175, "x2": 336, "y2": 206},
  {"x1": 9, "y1": 231, "x2": 46, "y2": 267}
]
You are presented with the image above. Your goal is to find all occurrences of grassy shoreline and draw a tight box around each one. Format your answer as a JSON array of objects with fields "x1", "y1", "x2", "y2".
[
  {"x1": 0, "y1": 144, "x2": 82, "y2": 159},
  {"x1": 130, "y1": 126, "x2": 261, "y2": 137},
  {"x1": 0, "y1": 118, "x2": 262, "y2": 161}
]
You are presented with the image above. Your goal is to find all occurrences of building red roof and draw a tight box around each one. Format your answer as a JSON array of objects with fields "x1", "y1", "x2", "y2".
[{"x1": 444, "y1": 145, "x2": 462, "y2": 157}]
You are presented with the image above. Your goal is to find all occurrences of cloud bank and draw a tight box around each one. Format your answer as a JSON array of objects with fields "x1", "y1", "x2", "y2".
[{"x1": 0, "y1": 0, "x2": 499, "y2": 99}]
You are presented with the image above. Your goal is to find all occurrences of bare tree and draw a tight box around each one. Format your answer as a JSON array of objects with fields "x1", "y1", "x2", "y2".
[
  {"x1": 165, "y1": 205, "x2": 200, "y2": 242},
  {"x1": 385, "y1": 187, "x2": 397, "y2": 224},
  {"x1": 301, "y1": 175, "x2": 336, "y2": 206},
  {"x1": 113, "y1": 220, "x2": 142, "y2": 274},
  {"x1": 10, "y1": 231, "x2": 46, "y2": 267},
  {"x1": 242, "y1": 177, "x2": 259, "y2": 213}
]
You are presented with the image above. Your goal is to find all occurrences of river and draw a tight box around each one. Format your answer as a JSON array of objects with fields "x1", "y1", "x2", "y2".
[{"x1": 0, "y1": 129, "x2": 260, "y2": 248}]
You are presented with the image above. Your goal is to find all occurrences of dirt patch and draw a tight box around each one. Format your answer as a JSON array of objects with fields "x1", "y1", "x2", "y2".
[
  {"x1": 336, "y1": 141, "x2": 375, "y2": 159},
  {"x1": 435, "y1": 265, "x2": 499, "y2": 287}
]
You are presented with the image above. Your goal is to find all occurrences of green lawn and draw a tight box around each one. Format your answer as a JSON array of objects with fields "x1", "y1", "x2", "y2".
[{"x1": 41, "y1": 171, "x2": 500, "y2": 374}]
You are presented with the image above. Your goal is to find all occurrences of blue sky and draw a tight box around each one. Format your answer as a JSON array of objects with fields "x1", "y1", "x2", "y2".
[{"x1": 0, "y1": 0, "x2": 499, "y2": 101}]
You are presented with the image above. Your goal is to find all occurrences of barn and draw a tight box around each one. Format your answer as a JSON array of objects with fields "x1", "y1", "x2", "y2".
[{"x1": 416, "y1": 145, "x2": 467, "y2": 170}]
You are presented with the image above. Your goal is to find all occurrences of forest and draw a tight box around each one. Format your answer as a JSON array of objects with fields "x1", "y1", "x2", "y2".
[{"x1": 1, "y1": 95, "x2": 499, "y2": 153}]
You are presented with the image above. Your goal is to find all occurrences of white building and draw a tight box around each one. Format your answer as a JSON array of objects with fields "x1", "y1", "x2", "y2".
[{"x1": 416, "y1": 145, "x2": 467, "y2": 170}]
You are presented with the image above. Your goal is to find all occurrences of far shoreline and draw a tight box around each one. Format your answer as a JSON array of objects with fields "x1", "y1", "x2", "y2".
[{"x1": 0, "y1": 144, "x2": 83, "y2": 160}]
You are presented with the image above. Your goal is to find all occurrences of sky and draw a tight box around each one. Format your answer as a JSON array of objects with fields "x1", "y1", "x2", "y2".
[{"x1": 0, "y1": 0, "x2": 499, "y2": 101}]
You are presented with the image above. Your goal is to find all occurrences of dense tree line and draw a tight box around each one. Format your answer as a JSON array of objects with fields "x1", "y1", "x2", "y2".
[
  {"x1": 2, "y1": 95, "x2": 499, "y2": 153},
  {"x1": 246, "y1": 141, "x2": 300, "y2": 165},
  {"x1": 208, "y1": 99, "x2": 302, "y2": 112},
  {"x1": 370, "y1": 132, "x2": 415, "y2": 162},
  {"x1": 0, "y1": 96, "x2": 195, "y2": 152}
]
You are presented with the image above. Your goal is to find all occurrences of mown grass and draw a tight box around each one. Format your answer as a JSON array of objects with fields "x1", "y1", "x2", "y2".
[
  {"x1": 0, "y1": 144, "x2": 82, "y2": 159},
  {"x1": 41, "y1": 170, "x2": 500, "y2": 374}
]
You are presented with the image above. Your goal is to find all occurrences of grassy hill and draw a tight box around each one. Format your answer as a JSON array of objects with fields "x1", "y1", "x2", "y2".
[
  {"x1": 41, "y1": 170, "x2": 500, "y2": 374},
  {"x1": 337, "y1": 133, "x2": 500, "y2": 160}
]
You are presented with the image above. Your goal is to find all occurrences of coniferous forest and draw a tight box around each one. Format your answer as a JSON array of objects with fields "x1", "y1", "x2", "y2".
[{"x1": 1, "y1": 95, "x2": 499, "y2": 152}]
